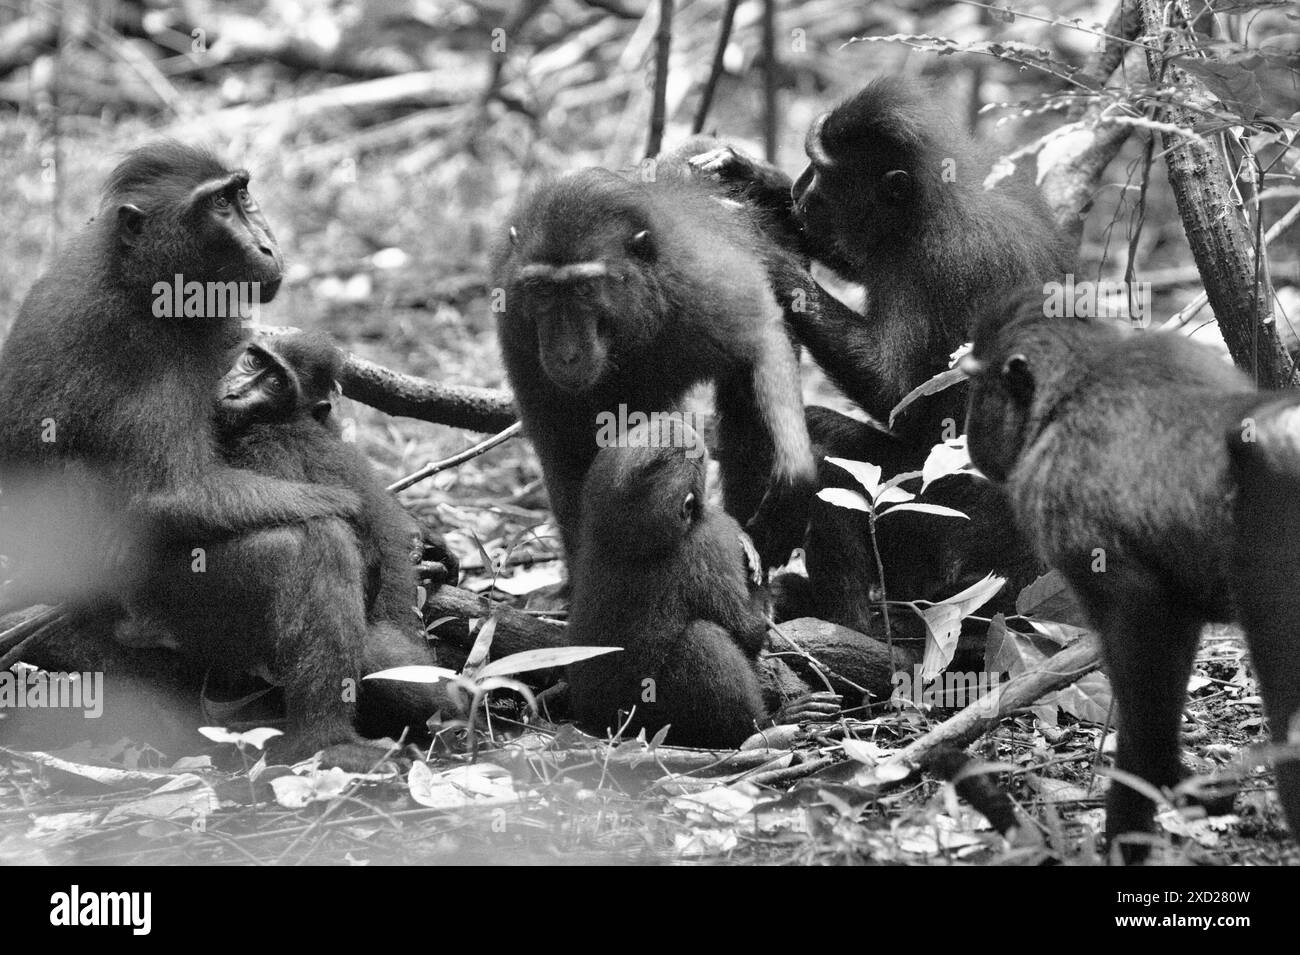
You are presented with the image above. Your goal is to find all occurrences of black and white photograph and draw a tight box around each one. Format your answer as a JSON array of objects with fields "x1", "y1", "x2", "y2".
[{"x1": 0, "y1": 0, "x2": 1297, "y2": 895}]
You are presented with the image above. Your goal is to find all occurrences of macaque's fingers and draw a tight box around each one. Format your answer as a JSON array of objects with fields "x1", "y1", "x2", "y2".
[
  {"x1": 688, "y1": 146, "x2": 741, "y2": 175},
  {"x1": 772, "y1": 691, "x2": 843, "y2": 724}
]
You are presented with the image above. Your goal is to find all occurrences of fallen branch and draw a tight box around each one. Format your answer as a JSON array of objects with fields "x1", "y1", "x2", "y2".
[
  {"x1": 168, "y1": 67, "x2": 485, "y2": 141},
  {"x1": 343, "y1": 354, "x2": 517, "y2": 434},
  {"x1": 248, "y1": 323, "x2": 518, "y2": 433},
  {"x1": 0, "y1": 606, "x2": 67, "y2": 672},
  {"x1": 425, "y1": 585, "x2": 565, "y2": 670},
  {"x1": 768, "y1": 617, "x2": 915, "y2": 705},
  {"x1": 422, "y1": 591, "x2": 911, "y2": 706},
  {"x1": 874, "y1": 633, "x2": 1104, "y2": 781}
]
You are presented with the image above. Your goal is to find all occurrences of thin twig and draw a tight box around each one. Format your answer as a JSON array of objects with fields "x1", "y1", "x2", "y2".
[
  {"x1": 692, "y1": 0, "x2": 740, "y2": 134},
  {"x1": 388, "y1": 422, "x2": 523, "y2": 493},
  {"x1": 867, "y1": 510, "x2": 895, "y2": 663},
  {"x1": 645, "y1": 0, "x2": 674, "y2": 157},
  {"x1": 760, "y1": 0, "x2": 777, "y2": 162}
]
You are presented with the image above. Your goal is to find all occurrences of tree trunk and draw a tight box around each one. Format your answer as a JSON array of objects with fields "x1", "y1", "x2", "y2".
[{"x1": 1139, "y1": 0, "x2": 1293, "y2": 388}]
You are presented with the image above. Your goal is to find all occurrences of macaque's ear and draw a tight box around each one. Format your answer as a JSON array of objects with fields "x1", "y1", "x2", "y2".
[
  {"x1": 117, "y1": 204, "x2": 146, "y2": 243},
  {"x1": 791, "y1": 164, "x2": 815, "y2": 203},
  {"x1": 881, "y1": 170, "x2": 913, "y2": 203},
  {"x1": 626, "y1": 229, "x2": 654, "y2": 259},
  {"x1": 1002, "y1": 354, "x2": 1035, "y2": 406}
]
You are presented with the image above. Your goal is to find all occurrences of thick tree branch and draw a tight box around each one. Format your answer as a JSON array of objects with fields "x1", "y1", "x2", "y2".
[
  {"x1": 248, "y1": 323, "x2": 518, "y2": 433},
  {"x1": 342, "y1": 353, "x2": 518, "y2": 434}
]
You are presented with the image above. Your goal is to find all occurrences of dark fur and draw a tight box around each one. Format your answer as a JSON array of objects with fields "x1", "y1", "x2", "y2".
[
  {"x1": 698, "y1": 79, "x2": 1072, "y2": 432},
  {"x1": 492, "y1": 167, "x2": 816, "y2": 571},
  {"x1": 1227, "y1": 394, "x2": 1300, "y2": 839},
  {"x1": 0, "y1": 144, "x2": 382, "y2": 765},
  {"x1": 209, "y1": 332, "x2": 460, "y2": 737},
  {"x1": 213, "y1": 334, "x2": 419, "y2": 626},
  {"x1": 964, "y1": 289, "x2": 1272, "y2": 859},
  {"x1": 0, "y1": 143, "x2": 357, "y2": 596},
  {"x1": 689, "y1": 79, "x2": 1071, "y2": 627},
  {"x1": 140, "y1": 519, "x2": 375, "y2": 759},
  {"x1": 566, "y1": 421, "x2": 768, "y2": 747}
]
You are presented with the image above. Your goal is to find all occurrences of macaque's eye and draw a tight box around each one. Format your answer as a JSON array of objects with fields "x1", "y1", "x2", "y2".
[
  {"x1": 1001, "y1": 354, "x2": 1034, "y2": 405},
  {"x1": 265, "y1": 373, "x2": 287, "y2": 394},
  {"x1": 627, "y1": 229, "x2": 653, "y2": 258},
  {"x1": 881, "y1": 169, "x2": 913, "y2": 203},
  {"x1": 680, "y1": 492, "x2": 698, "y2": 523},
  {"x1": 211, "y1": 193, "x2": 232, "y2": 211}
]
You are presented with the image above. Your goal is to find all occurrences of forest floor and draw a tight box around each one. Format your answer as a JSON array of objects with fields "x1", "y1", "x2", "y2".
[{"x1": 1, "y1": 631, "x2": 1296, "y2": 866}]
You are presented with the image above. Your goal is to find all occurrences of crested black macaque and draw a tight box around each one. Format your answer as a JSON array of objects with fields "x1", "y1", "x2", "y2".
[
  {"x1": 564, "y1": 420, "x2": 773, "y2": 747},
  {"x1": 493, "y1": 167, "x2": 816, "y2": 573},
  {"x1": 1227, "y1": 394, "x2": 1300, "y2": 839},
  {"x1": 214, "y1": 332, "x2": 457, "y2": 614},
  {"x1": 688, "y1": 78, "x2": 1071, "y2": 628},
  {"x1": 696, "y1": 77, "x2": 1073, "y2": 438},
  {"x1": 0, "y1": 144, "x2": 402, "y2": 767},
  {"x1": 120, "y1": 332, "x2": 462, "y2": 738},
  {"x1": 0, "y1": 143, "x2": 363, "y2": 547},
  {"x1": 962, "y1": 288, "x2": 1300, "y2": 859}
]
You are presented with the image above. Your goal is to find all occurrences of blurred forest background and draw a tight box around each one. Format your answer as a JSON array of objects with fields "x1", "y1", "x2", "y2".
[{"x1": 0, "y1": 0, "x2": 1296, "y2": 578}]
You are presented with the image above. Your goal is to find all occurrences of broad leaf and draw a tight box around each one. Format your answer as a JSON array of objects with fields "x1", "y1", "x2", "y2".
[
  {"x1": 1015, "y1": 570, "x2": 1089, "y2": 626},
  {"x1": 817, "y1": 487, "x2": 871, "y2": 512},
  {"x1": 878, "y1": 502, "x2": 968, "y2": 520},
  {"x1": 935, "y1": 573, "x2": 1006, "y2": 617},
  {"x1": 880, "y1": 469, "x2": 923, "y2": 493},
  {"x1": 874, "y1": 486, "x2": 915, "y2": 507},
  {"x1": 916, "y1": 574, "x2": 1007, "y2": 679},
  {"x1": 825, "y1": 457, "x2": 882, "y2": 496},
  {"x1": 1026, "y1": 620, "x2": 1090, "y2": 648},
  {"x1": 1177, "y1": 55, "x2": 1264, "y2": 125},
  {"x1": 840, "y1": 738, "x2": 880, "y2": 765},
  {"x1": 921, "y1": 439, "x2": 973, "y2": 491},
  {"x1": 476, "y1": 645, "x2": 623, "y2": 679},
  {"x1": 364, "y1": 665, "x2": 461, "y2": 684},
  {"x1": 919, "y1": 603, "x2": 963, "y2": 679},
  {"x1": 888, "y1": 367, "x2": 967, "y2": 429},
  {"x1": 461, "y1": 615, "x2": 497, "y2": 680},
  {"x1": 198, "y1": 726, "x2": 283, "y2": 750},
  {"x1": 492, "y1": 563, "x2": 565, "y2": 596},
  {"x1": 1057, "y1": 671, "x2": 1112, "y2": 725},
  {"x1": 983, "y1": 614, "x2": 1058, "y2": 725}
]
